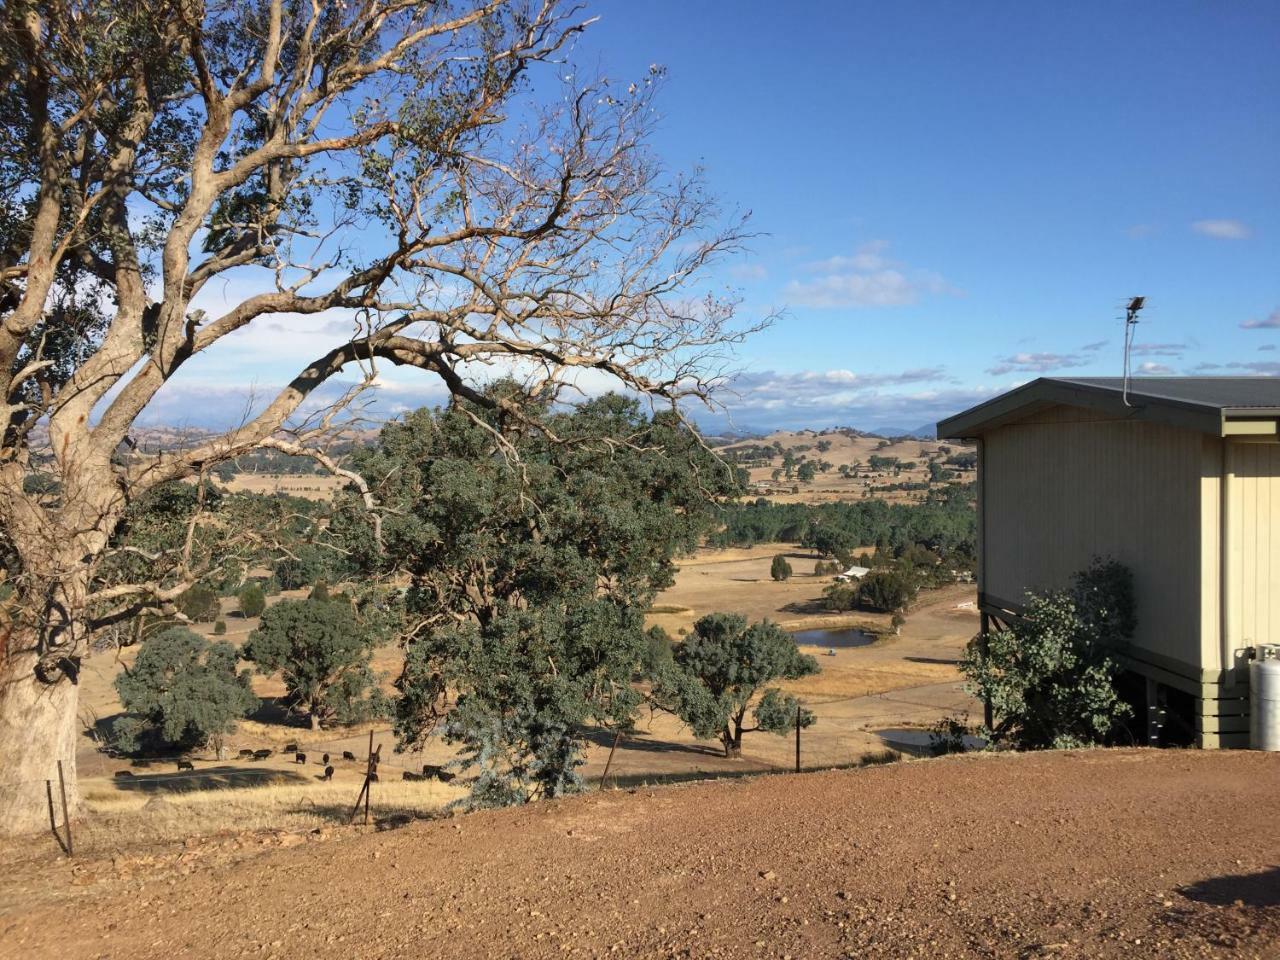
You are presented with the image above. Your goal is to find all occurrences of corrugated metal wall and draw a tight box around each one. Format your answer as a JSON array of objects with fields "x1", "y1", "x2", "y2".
[
  {"x1": 982, "y1": 404, "x2": 1206, "y2": 672},
  {"x1": 1227, "y1": 441, "x2": 1280, "y2": 653}
]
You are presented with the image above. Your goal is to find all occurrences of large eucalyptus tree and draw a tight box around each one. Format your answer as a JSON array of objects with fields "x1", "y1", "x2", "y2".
[{"x1": 0, "y1": 0, "x2": 749, "y2": 833}]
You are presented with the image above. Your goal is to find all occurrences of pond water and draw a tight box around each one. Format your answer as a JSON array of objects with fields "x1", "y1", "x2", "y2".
[
  {"x1": 873, "y1": 727, "x2": 988, "y2": 756},
  {"x1": 792, "y1": 627, "x2": 877, "y2": 650}
]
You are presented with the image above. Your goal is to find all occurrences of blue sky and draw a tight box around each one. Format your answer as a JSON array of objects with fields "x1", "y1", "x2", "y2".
[{"x1": 159, "y1": 1, "x2": 1279, "y2": 434}]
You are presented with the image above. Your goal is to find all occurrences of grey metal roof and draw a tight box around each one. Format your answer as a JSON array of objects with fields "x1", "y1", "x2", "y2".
[{"x1": 937, "y1": 377, "x2": 1280, "y2": 439}]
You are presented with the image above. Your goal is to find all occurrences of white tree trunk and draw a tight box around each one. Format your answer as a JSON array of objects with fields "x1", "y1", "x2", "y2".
[{"x1": 0, "y1": 646, "x2": 83, "y2": 836}]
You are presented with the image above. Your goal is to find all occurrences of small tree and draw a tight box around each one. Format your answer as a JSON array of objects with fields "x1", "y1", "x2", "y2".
[
  {"x1": 243, "y1": 598, "x2": 381, "y2": 730},
  {"x1": 176, "y1": 584, "x2": 221, "y2": 623},
  {"x1": 113, "y1": 628, "x2": 258, "y2": 756},
  {"x1": 237, "y1": 584, "x2": 266, "y2": 619},
  {"x1": 655, "y1": 613, "x2": 818, "y2": 758},
  {"x1": 856, "y1": 569, "x2": 915, "y2": 613},
  {"x1": 770, "y1": 555, "x2": 793, "y2": 582},
  {"x1": 961, "y1": 558, "x2": 1134, "y2": 749}
]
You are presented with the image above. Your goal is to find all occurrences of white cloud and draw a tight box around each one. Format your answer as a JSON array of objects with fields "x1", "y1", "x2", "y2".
[
  {"x1": 1137, "y1": 362, "x2": 1175, "y2": 375},
  {"x1": 1192, "y1": 219, "x2": 1252, "y2": 240},
  {"x1": 1130, "y1": 342, "x2": 1186, "y2": 358},
  {"x1": 784, "y1": 241, "x2": 954, "y2": 308},
  {"x1": 1241, "y1": 308, "x2": 1280, "y2": 330},
  {"x1": 986, "y1": 352, "x2": 1088, "y2": 376}
]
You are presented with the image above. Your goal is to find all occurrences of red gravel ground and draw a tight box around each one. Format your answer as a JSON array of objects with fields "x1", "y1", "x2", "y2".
[{"x1": 2, "y1": 749, "x2": 1278, "y2": 960}]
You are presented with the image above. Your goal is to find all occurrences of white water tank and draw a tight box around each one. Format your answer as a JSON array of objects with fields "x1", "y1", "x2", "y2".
[{"x1": 1250, "y1": 645, "x2": 1280, "y2": 751}]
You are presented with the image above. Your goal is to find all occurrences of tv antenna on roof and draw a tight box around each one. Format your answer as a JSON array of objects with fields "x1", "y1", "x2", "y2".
[{"x1": 1122, "y1": 295, "x2": 1146, "y2": 407}]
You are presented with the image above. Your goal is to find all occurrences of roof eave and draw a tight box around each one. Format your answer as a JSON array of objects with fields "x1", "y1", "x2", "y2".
[{"x1": 937, "y1": 378, "x2": 1223, "y2": 439}]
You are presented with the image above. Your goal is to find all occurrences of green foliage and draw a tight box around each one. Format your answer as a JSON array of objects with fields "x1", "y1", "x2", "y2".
[
  {"x1": 243, "y1": 597, "x2": 383, "y2": 729},
  {"x1": 711, "y1": 489, "x2": 976, "y2": 574},
  {"x1": 961, "y1": 558, "x2": 1135, "y2": 750},
  {"x1": 652, "y1": 613, "x2": 818, "y2": 757},
  {"x1": 274, "y1": 546, "x2": 351, "y2": 592},
  {"x1": 855, "y1": 569, "x2": 916, "y2": 613},
  {"x1": 341, "y1": 390, "x2": 737, "y2": 806},
  {"x1": 770, "y1": 554, "x2": 793, "y2": 582},
  {"x1": 237, "y1": 583, "x2": 266, "y2": 618},
  {"x1": 309, "y1": 580, "x2": 331, "y2": 602},
  {"x1": 176, "y1": 584, "x2": 220, "y2": 623},
  {"x1": 928, "y1": 715, "x2": 970, "y2": 756},
  {"x1": 213, "y1": 619, "x2": 227, "y2": 635},
  {"x1": 796, "y1": 460, "x2": 817, "y2": 482},
  {"x1": 113, "y1": 628, "x2": 258, "y2": 754}
]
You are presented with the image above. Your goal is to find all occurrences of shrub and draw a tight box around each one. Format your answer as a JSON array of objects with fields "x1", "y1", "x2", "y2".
[
  {"x1": 213, "y1": 620, "x2": 227, "y2": 635},
  {"x1": 308, "y1": 580, "x2": 330, "y2": 602},
  {"x1": 113, "y1": 628, "x2": 257, "y2": 755},
  {"x1": 262, "y1": 576, "x2": 281, "y2": 597},
  {"x1": 928, "y1": 715, "x2": 969, "y2": 756},
  {"x1": 961, "y1": 557, "x2": 1134, "y2": 750},
  {"x1": 770, "y1": 554, "x2": 793, "y2": 582},
  {"x1": 176, "y1": 584, "x2": 220, "y2": 623},
  {"x1": 238, "y1": 583, "x2": 266, "y2": 618}
]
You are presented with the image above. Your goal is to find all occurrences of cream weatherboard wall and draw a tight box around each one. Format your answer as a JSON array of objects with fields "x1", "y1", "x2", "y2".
[{"x1": 1226, "y1": 441, "x2": 1280, "y2": 658}]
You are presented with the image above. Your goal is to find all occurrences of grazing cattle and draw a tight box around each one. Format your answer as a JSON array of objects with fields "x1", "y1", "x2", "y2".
[
  {"x1": 237, "y1": 748, "x2": 255, "y2": 759},
  {"x1": 342, "y1": 750, "x2": 356, "y2": 762},
  {"x1": 177, "y1": 760, "x2": 194, "y2": 771},
  {"x1": 402, "y1": 770, "x2": 419, "y2": 781},
  {"x1": 284, "y1": 742, "x2": 298, "y2": 753},
  {"x1": 322, "y1": 753, "x2": 330, "y2": 765},
  {"x1": 322, "y1": 765, "x2": 334, "y2": 781},
  {"x1": 252, "y1": 749, "x2": 272, "y2": 760},
  {"x1": 437, "y1": 770, "x2": 457, "y2": 783},
  {"x1": 295, "y1": 752, "x2": 307, "y2": 764},
  {"x1": 113, "y1": 770, "x2": 134, "y2": 779},
  {"x1": 422, "y1": 763, "x2": 443, "y2": 778}
]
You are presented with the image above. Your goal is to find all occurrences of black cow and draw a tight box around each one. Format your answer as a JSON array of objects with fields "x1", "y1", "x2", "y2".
[
  {"x1": 177, "y1": 760, "x2": 194, "y2": 771},
  {"x1": 284, "y1": 742, "x2": 298, "y2": 753},
  {"x1": 437, "y1": 770, "x2": 456, "y2": 783},
  {"x1": 342, "y1": 750, "x2": 356, "y2": 761},
  {"x1": 295, "y1": 752, "x2": 307, "y2": 764},
  {"x1": 322, "y1": 753, "x2": 330, "y2": 765},
  {"x1": 322, "y1": 765, "x2": 334, "y2": 781},
  {"x1": 252, "y1": 749, "x2": 272, "y2": 760},
  {"x1": 113, "y1": 770, "x2": 134, "y2": 779},
  {"x1": 237, "y1": 748, "x2": 255, "y2": 759}
]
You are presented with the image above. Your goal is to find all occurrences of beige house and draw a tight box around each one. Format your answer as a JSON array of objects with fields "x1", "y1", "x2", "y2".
[{"x1": 938, "y1": 377, "x2": 1280, "y2": 748}]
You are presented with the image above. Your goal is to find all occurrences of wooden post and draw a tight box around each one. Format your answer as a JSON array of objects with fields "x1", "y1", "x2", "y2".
[
  {"x1": 794, "y1": 703, "x2": 801, "y2": 773},
  {"x1": 599, "y1": 730, "x2": 622, "y2": 791},
  {"x1": 57, "y1": 760, "x2": 73, "y2": 856}
]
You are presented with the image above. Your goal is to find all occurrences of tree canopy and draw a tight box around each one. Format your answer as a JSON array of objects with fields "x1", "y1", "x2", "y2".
[
  {"x1": 113, "y1": 627, "x2": 258, "y2": 754},
  {"x1": 652, "y1": 612, "x2": 817, "y2": 758},
  {"x1": 244, "y1": 596, "x2": 386, "y2": 729},
  {"x1": 0, "y1": 0, "x2": 754, "y2": 835},
  {"x1": 338, "y1": 389, "x2": 738, "y2": 805}
]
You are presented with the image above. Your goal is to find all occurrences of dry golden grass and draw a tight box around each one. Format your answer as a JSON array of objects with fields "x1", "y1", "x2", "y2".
[
  {"x1": 73, "y1": 773, "x2": 462, "y2": 851},
  {"x1": 221, "y1": 473, "x2": 345, "y2": 501}
]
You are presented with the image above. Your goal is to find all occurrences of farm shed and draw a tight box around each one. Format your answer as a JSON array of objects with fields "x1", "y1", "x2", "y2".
[{"x1": 938, "y1": 377, "x2": 1280, "y2": 748}]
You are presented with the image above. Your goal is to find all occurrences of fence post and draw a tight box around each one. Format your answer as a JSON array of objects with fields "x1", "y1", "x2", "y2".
[
  {"x1": 794, "y1": 703, "x2": 801, "y2": 773},
  {"x1": 57, "y1": 760, "x2": 73, "y2": 856},
  {"x1": 599, "y1": 730, "x2": 622, "y2": 791}
]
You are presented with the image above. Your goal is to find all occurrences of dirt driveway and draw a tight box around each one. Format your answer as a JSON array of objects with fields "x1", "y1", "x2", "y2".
[{"x1": 3, "y1": 749, "x2": 1276, "y2": 960}]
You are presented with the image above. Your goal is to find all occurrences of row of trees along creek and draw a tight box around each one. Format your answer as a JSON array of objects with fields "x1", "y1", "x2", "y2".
[{"x1": 0, "y1": 0, "x2": 758, "y2": 835}]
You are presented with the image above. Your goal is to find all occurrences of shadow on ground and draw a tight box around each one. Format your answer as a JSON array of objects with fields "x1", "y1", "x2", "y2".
[
  {"x1": 109, "y1": 766, "x2": 311, "y2": 794},
  {"x1": 1180, "y1": 866, "x2": 1280, "y2": 908},
  {"x1": 582, "y1": 728, "x2": 723, "y2": 759}
]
